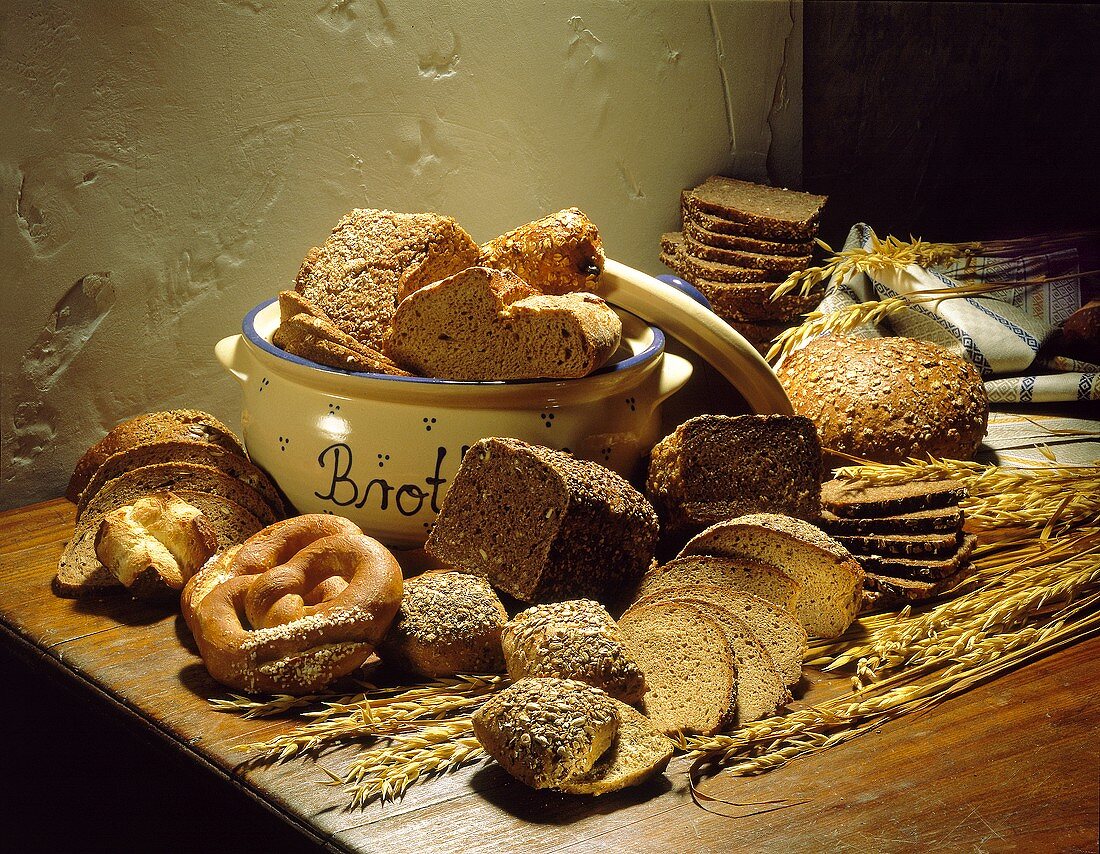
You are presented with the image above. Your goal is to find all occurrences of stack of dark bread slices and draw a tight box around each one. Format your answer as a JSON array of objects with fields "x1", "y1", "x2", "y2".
[
  {"x1": 660, "y1": 176, "x2": 826, "y2": 354},
  {"x1": 818, "y1": 478, "x2": 976, "y2": 609}
]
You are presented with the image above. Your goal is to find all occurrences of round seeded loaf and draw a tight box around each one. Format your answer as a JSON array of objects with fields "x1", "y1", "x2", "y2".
[{"x1": 776, "y1": 335, "x2": 988, "y2": 464}]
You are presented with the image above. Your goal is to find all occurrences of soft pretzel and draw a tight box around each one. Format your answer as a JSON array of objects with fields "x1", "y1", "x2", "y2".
[{"x1": 182, "y1": 515, "x2": 403, "y2": 694}]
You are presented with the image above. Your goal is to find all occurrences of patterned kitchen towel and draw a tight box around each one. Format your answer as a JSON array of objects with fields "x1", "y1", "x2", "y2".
[{"x1": 811, "y1": 223, "x2": 1097, "y2": 403}]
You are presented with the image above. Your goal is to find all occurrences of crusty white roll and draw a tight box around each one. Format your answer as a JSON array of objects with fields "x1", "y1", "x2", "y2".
[{"x1": 776, "y1": 335, "x2": 988, "y2": 464}]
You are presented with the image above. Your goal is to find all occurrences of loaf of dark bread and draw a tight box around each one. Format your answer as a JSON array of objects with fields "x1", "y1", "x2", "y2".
[{"x1": 426, "y1": 439, "x2": 659, "y2": 603}]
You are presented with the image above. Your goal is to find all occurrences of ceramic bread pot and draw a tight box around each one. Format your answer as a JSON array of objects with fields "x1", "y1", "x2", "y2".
[{"x1": 216, "y1": 260, "x2": 790, "y2": 549}]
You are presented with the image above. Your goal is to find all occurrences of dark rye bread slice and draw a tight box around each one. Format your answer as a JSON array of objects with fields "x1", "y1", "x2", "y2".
[
  {"x1": 835, "y1": 530, "x2": 962, "y2": 558},
  {"x1": 690, "y1": 276, "x2": 818, "y2": 323},
  {"x1": 66, "y1": 410, "x2": 245, "y2": 502},
  {"x1": 426, "y1": 438, "x2": 659, "y2": 603},
  {"x1": 54, "y1": 490, "x2": 265, "y2": 597},
  {"x1": 682, "y1": 177, "x2": 827, "y2": 241},
  {"x1": 646, "y1": 414, "x2": 823, "y2": 535},
  {"x1": 618, "y1": 601, "x2": 737, "y2": 736},
  {"x1": 682, "y1": 199, "x2": 811, "y2": 240},
  {"x1": 819, "y1": 505, "x2": 965, "y2": 535},
  {"x1": 76, "y1": 440, "x2": 287, "y2": 521},
  {"x1": 633, "y1": 556, "x2": 800, "y2": 613},
  {"x1": 660, "y1": 233, "x2": 773, "y2": 284},
  {"x1": 821, "y1": 479, "x2": 968, "y2": 518},
  {"x1": 634, "y1": 585, "x2": 805, "y2": 688},
  {"x1": 77, "y1": 463, "x2": 278, "y2": 529},
  {"x1": 680, "y1": 514, "x2": 864, "y2": 639},
  {"x1": 683, "y1": 217, "x2": 814, "y2": 257},
  {"x1": 863, "y1": 560, "x2": 980, "y2": 607},
  {"x1": 679, "y1": 232, "x2": 812, "y2": 275},
  {"x1": 855, "y1": 533, "x2": 978, "y2": 581}
]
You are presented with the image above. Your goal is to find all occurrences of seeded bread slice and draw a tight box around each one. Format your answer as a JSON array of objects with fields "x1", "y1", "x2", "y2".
[
  {"x1": 558, "y1": 700, "x2": 674, "y2": 795},
  {"x1": 502, "y1": 600, "x2": 645, "y2": 704},
  {"x1": 819, "y1": 506, "x2": 965, "y2": 535},
  {"x1": 682, "y1": 218, "x2": 815, "y2": 257},
  {"x1": 426, "y1": 438, "x2": 659, "y2": 603},
  {"x1": 66, "y1": 410, "x2": 245, "y2": 503},
  {"x1": 855, "y1": 533, "x2": 978, "y2": 581},
  {"x1": 682, "y1": 177, "x2": 827, "y2": 241},
  {"x1": 821, "y1": 479, "x2": 968, "y2": 518},
  {"x1": 378, "y1": 571, "x2": 508, "y2": 677},
  {"x1": 633, "y1": 586, "x2": 805, "y2": 688},
  {"x1": 863, "y1": 560, "x2": 980, "y2": 607},
  {"x1": 661, "y1": 233, "x2": 784, "y2": 284},
  {"x1": 679, "y1": 232, "x2": 812, "y2": 275},
  {"x1": 76, "y1": 440, "x2": 287, "y2": 521},
  {"x1": 633, "y1": 556, "x2": 800, "y2": 613},
  {"x1": 646, "y1": 414, "x2": 823, "y2": 537},
  {"x1": 688, "y1": 276, "x2": 819, "y2": 323},
  {"x1": 680, "y1": 514, "x2": 864, "y2": 639},
  {"x1": 618, "y1": 601, "x2": 737, "y2": 736},
  {"x1": 54, "y1": 490, "x2": 264, "y2": 598},
  {"x1": 384, "y1": 266, "x2": 621, "y2": 381},
  {"x1": 472, "y1": 677, "x2": 619, "y2": 790},
  {"x1": 835, "y1": 530, "x2": 962, "y2": 558}
]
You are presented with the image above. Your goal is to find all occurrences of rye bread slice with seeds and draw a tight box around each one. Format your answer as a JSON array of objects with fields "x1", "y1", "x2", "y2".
[
  {"x1": 863, "y1": 560, "x2": 980, "y2": 606},
  {"x1": 679, "y1": 232, "x2": 812, "y2": 275},
  {"x1": 66, "y1": 410, "x2": 246, "y2": 503},
  {"x1": 76, "y1": 440, "x2": 287, "y2": 521},
  {"x1": 682, "y1": 217, "x2": 815, "y2": 257},
  {"x1": 821, "y1": 478, "x2": 967, "y2": 518},
  {"x1": 618, "y1": 601, "x2": 737, "y2": 736},
  {"x1": 835, "y1": 530, "x2": 962, "y2": 558},
  {"x1": 689, "y1": 276, "x2": 819, "y2": 323},
  {"x1": 854, "y1": 533, "x2": 978, "y2": 581},
  {"x1": 682, "y1": 177, "x2": 827, "y2": 241},
  {"x1": 632, "y1": 555, "x2": 801, "y2": 613},
  {"x1": 660, "y1": 233, "x2": 772, "y2": 284},
  {"x1": 819, "y1": 505, "x2": 965, "y2": 535}
]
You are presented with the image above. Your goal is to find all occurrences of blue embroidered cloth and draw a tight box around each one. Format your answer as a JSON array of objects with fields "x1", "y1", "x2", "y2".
[{"x1": 812, "y1": 224, "x2": 1098, "y2": 403}]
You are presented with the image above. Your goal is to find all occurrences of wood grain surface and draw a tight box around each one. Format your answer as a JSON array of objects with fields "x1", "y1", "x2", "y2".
[{"x1": 1, "y1": 499, "x2": 1097, "y2": 853}]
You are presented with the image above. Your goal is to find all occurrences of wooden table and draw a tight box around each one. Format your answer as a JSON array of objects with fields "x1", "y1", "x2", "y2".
[{"x1": 1, "y1": 499, "x2": 1097, "y2": 853}]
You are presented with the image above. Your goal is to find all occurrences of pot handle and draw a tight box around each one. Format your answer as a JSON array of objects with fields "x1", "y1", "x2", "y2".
[
  {"x1": 215, "y1": 334, "x2": 249, "y2": 385},
  {"x1": 655, "y1": 352, "x2": 693, "y2": 403}
]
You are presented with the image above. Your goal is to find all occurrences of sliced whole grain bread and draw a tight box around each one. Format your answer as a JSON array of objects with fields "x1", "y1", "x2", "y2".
[
  {"x1": 835, "y1": 530, "x2": 962, "y2": 558},
  {"x1": 680, "y1": 514, "x2": 864, "y2": 639},
  {"x1": 681, "y1": 177, "x2": 826, "y2": 241},
  {"x1": 646, "y1": 414, "x2": 823, "y2": 536},
  {"x1": 821, "y1": 479, "x2": 968, "y2": 518},
  {"x1": 77, "y1": 462, "x2": 278, "y2": 528},
  {"x1": 76, "y1": 440, "x2": 287, "y2": 521},
  {"x1": 682, "y1": 218, "x2": 814, "y2": 257},
  {"x1": 384, "y1": 266, "x2": 621, "y2": 381},
  {"x1": 633, "y1": 555, "x2": 800, "y2": 613},
  {"x1": 723, "y1": 319, "x2": 794, "y2": 354},
  {"x1": 854, "y1": 533, "x2": 978, "y2": 581},
  {"x1": 618, "y1": 601, "x2": 737, "y2": 736},
  {"x1": 698, "y1": 603, "x2": 790, "y2": 723},
  {"x1": 819, "y1": 505, "x2": 964, "y2": 535},
  {"x1": 863, "y1": 560, "x2": 980, "y2": 606},
  {"x1": 54, "y1": 490, "x2": 265, "y2": 598},
  {"x1": 558, "y1": 700, "x2": 674, "y2": 795},
  {"x1": 689, "y1": 276, "x2": 819, "y2": 323},
  {"x1": 661, "y1": 233, "x2": 788, "y2": 284},
  {"x1": 679, "y1": 232, "x2": 811, "y2": 275},
  {"x1": 66, "y1": 410, "x2": 245, "y2": 503},
  {"x1": 633, "y1": 585, "x2": 805, "y2": 688}
]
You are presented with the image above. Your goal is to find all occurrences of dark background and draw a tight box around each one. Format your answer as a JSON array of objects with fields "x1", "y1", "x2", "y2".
[{"x1": 3, "y1": 3, "x2": 1098, "y2": 851}]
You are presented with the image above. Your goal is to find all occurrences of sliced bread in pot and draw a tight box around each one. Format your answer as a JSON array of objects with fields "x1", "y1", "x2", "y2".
[{"x1": 680, "y1": 513, "x2": 864, "y2": 639}]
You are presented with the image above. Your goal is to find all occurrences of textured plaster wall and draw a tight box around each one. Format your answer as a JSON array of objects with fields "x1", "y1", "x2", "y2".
[{"x1": 0, "y1": 0, "x2": 801, "y2": 509}]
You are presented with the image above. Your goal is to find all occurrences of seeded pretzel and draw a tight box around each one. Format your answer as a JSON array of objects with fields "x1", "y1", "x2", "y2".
[{"x1": 182, "y1": 514, "x2": 403, "y2": 694}]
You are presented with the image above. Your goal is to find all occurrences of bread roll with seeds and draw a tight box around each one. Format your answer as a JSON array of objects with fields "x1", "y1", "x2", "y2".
[
  {"x1": 777, "y1": 335, "x2": 989, "y2": 464},
  {"x1": 478, "y1": 208, "x2": 604, "y2": 295},
  {"x1": 502, "y1": 600, "x2": 645, "y2": 704},
  {"x1": 378, "y1": 571, "x2": 507, "y2": 677},
  {"x1": 472, "y1": 677, "x2": 619, "y2": 790}
]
